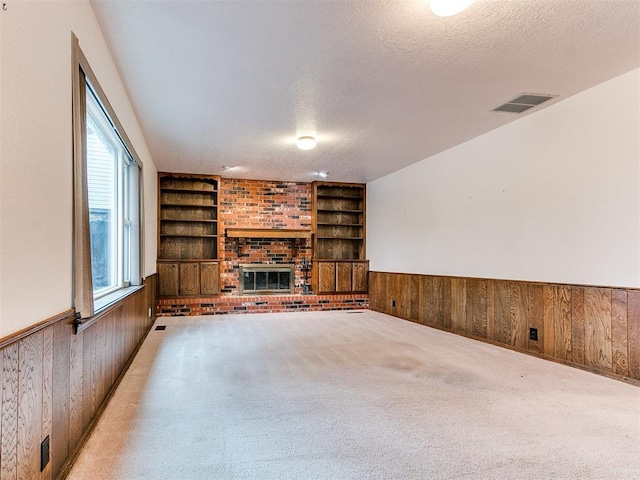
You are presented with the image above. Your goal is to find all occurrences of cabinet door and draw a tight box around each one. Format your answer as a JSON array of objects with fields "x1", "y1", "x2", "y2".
[
  {"x1": 317, "y1": 262, "x2": 336, "y2": 293},
  {"x1": 352, "y1": 262, "x2": 369, "y2": 292},
  {"x1": 158, "y1": 263, "x2": 179, "y2": 296},
  {"x1": 336, "y1": 262, "x2": 353, "y2": 292},
  {"x1": 200, "y1": 262, "x2": 220, "y2": 295},
  {"x1": 179, "y1": 262, "x2": 200, "y2": 296}
]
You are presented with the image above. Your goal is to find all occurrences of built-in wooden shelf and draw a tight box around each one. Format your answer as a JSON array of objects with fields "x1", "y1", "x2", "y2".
[
  {"x1": 312, "y1": 181, "x2": 368, "y2": 294},
  {"x1": 160, "y1": 234, "x2": 218, "y2": 238},
  {"x1": 316, "y1": 209, "x2": 363, "y2": 213},
  {"x1": 226, "y1": 228, "x2": 311, "y2": 239},
  {"x1": 317, "y1": 236, "x2": 363, "y2": 240},
  {"x1": 161, "y1": 187, "x2": 218, "y2": 193},
  {"x1": 317, "y1": 194, "x2": 364, "y2": 200},
  {"x1": 160, "y1": 203, "x2": 217, "y2": 208},
  {"x1": 317, "y1": 222, "x2": 362, "y2": 227},
  {"x1": 161, "y1": 219, "x2": 218, "y2": 223},
  {"x1": 158, "y1": 172, "x2": 221, "y2": 297}
]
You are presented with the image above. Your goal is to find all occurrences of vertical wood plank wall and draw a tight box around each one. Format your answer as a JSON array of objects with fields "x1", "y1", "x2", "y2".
[
  {"x1": 0, "y1": 275, "x2": 156, "y2": 480},
  {"x1": 369, "y1": 272, "x2": 640, "y2": 383}
]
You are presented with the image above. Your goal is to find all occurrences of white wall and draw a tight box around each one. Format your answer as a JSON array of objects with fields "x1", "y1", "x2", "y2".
[
  {"x1": 0, "y1": 0, "x2": 157, "y2": 337},
  {"x1": 368, "y1": 68, "x2": 640, "y2": 288}
]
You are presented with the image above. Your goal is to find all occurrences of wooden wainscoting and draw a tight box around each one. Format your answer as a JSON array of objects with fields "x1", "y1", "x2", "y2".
[
  {"x1": 0, "y1": 274, "x2": 157, "y2": 480},
  {"x1": 369, "y1": 272, "x2": 640, "y2": 384}
]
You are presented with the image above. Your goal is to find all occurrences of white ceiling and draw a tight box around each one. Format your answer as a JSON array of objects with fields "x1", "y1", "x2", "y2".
[{"x1": 91, "y1": 0, "x2": 640, "y2": 183}]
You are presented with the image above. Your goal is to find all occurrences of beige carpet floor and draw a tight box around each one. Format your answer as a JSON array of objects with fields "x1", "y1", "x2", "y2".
[{"x1": 66, "y1": 310, "x2": 640, "y2": 480}]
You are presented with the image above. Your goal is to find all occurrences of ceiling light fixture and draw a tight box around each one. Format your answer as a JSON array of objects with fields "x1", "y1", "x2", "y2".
[
  {"x1": 430, "y1": 0, "x2": 474, "y2": 17},
  {"x1": 315, "y1": 171, "x2": 329, "y2": 178},
  {"x1": 297, "y1": 136, "x2": 317, "y2": 150}
]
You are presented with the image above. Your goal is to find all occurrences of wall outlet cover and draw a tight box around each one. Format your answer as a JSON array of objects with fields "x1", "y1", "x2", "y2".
[{"x1": 41, "y1": 435, "x2": 50, "y2": 472}]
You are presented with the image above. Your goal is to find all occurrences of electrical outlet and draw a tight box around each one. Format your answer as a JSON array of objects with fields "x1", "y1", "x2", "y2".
[
  {"x1": 392, "y1": 300, "x2": 396, "y2": 307},
  {"x1": 148, "y1": 307, "x2": 152, "y2": 317},
  {"x1": 41, "y1": 435, "x2": 50, "y2": 472},
  {"x1": 529, "y1": 328, "x2": 538, "y2": 341}
]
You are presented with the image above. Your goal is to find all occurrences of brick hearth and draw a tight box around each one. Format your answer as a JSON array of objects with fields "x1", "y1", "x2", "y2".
[{"x1": 157, "y1": 294, "x2": 369, "y2": 316}]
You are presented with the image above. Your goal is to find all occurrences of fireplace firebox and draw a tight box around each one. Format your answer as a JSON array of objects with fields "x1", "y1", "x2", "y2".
[{"x1": 239, "y1": 264, "x2": 295, "y2": 295}]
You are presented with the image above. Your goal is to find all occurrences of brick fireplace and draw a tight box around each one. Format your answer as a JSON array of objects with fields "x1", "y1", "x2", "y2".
[
  {"x1": 219, "y1": 179, "x2": 313, "y2": 295},
  {"x1": 156, "y1": 178, "x2": 368, "y2": 316}
]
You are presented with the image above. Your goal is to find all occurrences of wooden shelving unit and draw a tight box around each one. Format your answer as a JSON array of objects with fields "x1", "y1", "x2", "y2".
[
  {"x1": 157, "y1": 173, "x2": 220, "y2": 297},
  {"x1": 312, "y1": 182, "x2": 369, "y2": 293}
]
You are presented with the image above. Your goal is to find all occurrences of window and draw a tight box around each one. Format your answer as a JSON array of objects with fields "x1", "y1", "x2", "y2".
[
  {"x1": 86, "y1": 87, "x2": 135, "y2": 298},
  {"x1": 73, "y1": 35, "x2": 143, "y2": 318}
]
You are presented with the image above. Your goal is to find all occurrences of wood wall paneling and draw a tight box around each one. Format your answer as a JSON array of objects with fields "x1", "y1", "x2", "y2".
[
  {"x1": 2, "y1": 343, "x2": 19, "y2": 480},
  {"x1": 494, "y1": 280, "x2": 511, "y2": 345},
  {"x1": 369, "y1": 272, "x2": 640, "y2": 384},
  {"x1": 422, "y1": 276, "x2": 444, "y2": 328},
  {"x1": 81, "y1": 323, "x2": 93, "y2": 431},
  {"x1": 486, "y1": 280, "x2": 495, "y2": 341},
  {"x1": 450, "y1": 278, "x2": 467, "y2": 332},
  {"x1": 584, "y1": 288, "x2": 612, "y2": 371},
  {"x1": 0, "y1": 276, "x2": 156, "y2": 480},
  {"x1": 510, "y1": 282, "x2": 528, "y2": 349},
  {"x1": 377, "y1": 272, "x2": 389, "y2": 314},
  {"x1": 554, "y1": 286, "x2": 572, "y2": 361},
  {"x1": 17, "y1": 332, "x2": 43, "y2": 480},
  {"x1": 409, "y1": 275, "x2": 420, "y2": 323},
  {"x1": 611, "y1": 290, "x2": 629, "y2": 376},
  {"x1": 442, "y1": 277, "x2": 452, "y2": 330},
  {"x1": 41, "y1": 328, "x2": 53, "y2": 480},
  {"x1": 542, "y1": 285, "x2": 555, "y2": 356},
  {"x1": 68, "y1": 323, "x2": 83, "y2": 450},
  {"x1": 52, "y1": 320, "x2": 71, "y2": 477},
  {"x1": 398, "y1": 275, "x2": 411, "y2": 320},
  {"x1": 628, "y1": 291, "x2": 640, "y2": 380},
  {"x1": 469, "y1": 279, "x2": 488, "y2": 339},
  {"x1": 527, "y1": 284, "x2": 544, "y2": 354},
  {"x1": 570, "y1": 287, "x2": 586, "y2": 365}
]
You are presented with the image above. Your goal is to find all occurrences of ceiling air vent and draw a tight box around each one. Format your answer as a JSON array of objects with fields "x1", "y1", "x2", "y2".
[{"x1": 493, "y1": 93, "x2": 557, "y2": 114}]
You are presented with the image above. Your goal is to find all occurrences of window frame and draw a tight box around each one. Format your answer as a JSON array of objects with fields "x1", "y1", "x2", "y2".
[{"x1": 72, "y1": 34, "x2": 144, "y2": 320}]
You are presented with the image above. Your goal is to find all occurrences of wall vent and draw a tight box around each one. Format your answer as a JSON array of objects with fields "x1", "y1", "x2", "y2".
[{"x1": 493, "y1": 93, "x2": 557, "y2": 114}]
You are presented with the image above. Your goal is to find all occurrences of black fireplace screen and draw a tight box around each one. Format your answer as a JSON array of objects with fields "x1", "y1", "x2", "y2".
[{"x1": 240, "y1": 265, "x2": 294, "y2": 294}]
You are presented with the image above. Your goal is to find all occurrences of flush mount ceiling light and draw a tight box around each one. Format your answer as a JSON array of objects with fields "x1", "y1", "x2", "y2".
[
  {"x1": 297, "y1": 136, "x2": 317, "y2": 150},
  {"x1": 430, "y1": 0, "x2": 475, "y2": 17}
]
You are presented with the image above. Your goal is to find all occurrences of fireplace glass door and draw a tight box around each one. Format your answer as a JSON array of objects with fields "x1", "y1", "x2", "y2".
[{"x1": 240, "y1": 264, "x2": 294, "y2": 294}]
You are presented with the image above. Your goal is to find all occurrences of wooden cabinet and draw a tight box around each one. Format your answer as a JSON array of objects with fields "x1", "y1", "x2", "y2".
[
  {"x1": 179, "y1": 263, "x2": 200, "y2": 296},
  {"x1": 200, "y1": 262, "x2": 220, "y2": 295},
  {"x1": 314, "y1": 260, "x2": 369, "y2": 294},
  {"x1": 317, "y1": 261, "x2": 336, "y2": 293},
  {"x1": 312, "y1": 182, "x2": 368, "y2": 294},
  {"x1": 352, "y1": 261, "x2": 369, "y2": 292},
  {"x1": 158, "y1": 262, "x2": 179, "y2": 296},
  {"x1": 157, "y1": 173, "x2": 220, "y2": 297},
  {"x1": 336, "y1": 262, "x2": 353, "y2": 292},
  {"x1": 158, "y1": 260, "x2": 219, "y2": 297}
]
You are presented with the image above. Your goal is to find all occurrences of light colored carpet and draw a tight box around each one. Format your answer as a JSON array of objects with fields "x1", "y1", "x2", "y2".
[{"x1": 66, "y1": 310, "x2": 640, "y2": 480}]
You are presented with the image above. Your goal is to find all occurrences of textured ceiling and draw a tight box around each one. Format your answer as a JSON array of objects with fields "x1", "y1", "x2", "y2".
[{"x1": 90, "y1": 0, "x2": 640, "y2": 183}]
